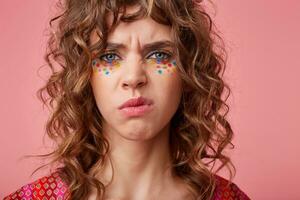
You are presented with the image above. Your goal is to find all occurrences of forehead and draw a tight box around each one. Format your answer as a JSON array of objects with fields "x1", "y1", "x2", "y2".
[
  {"x1": 108, "y1": 18, "x2": 172, "y2": 43},
  {"x1": 90, "y1": 5, "x2": 172, "y2": 46}
]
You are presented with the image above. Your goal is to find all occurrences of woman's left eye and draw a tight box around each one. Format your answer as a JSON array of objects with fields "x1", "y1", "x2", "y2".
[{"x1": 147, "y1": 51, "x2": 172, "y2": 60}]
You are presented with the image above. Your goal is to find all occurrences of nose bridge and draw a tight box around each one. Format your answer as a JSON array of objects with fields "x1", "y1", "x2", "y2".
[{"x1": 121, "y1": 52, "x2": 147, "y2": 89}]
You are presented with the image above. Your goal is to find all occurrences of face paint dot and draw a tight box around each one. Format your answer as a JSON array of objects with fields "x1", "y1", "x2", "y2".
[
  {"x1": 158, "y1": 70, "x2": 163, "y2": 74},
  {"x1": 172, "y1": 61, "x2": 176, "y2": 66},
  {"x1": 96, "y1": 63, "x2": 100, "y2": 67},
  {"x1": 168, "y1": 63, "x2": 172, "y2": 67},
  {"x1": 105, "y1": 71, "x2": 109, "y2": 75},
  {"x1": 149, "y1": 60, "x2": 156, "y2": 65},
  {"x1": 156, "y1": 65, "x2": 161, "y2": 68}
]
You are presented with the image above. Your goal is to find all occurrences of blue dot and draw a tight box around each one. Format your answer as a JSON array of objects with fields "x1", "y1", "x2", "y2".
[{"x1": 105, "y1": 71, "x2": 109, "y2": 75}]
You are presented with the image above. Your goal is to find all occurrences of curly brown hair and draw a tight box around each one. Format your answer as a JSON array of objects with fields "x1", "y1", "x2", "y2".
[{"x1": 29, "y1": 0, "x2": 236, "y2": 199}]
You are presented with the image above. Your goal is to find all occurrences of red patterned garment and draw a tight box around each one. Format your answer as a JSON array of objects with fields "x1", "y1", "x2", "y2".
[
  {"x1": 212, "y1": 175, "x2": 250, "y2": 200},
  {"x1": 4, "y1": 172, "x2": 70, "y2": 200},
  {"x1": 4, "y1": 172, "x2": 250, "y2": 199}
]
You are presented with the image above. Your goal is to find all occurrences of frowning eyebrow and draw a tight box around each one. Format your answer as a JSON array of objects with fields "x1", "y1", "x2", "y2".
[{"x1": 104, "y1": 40, "x2": 175, "y2": 55}]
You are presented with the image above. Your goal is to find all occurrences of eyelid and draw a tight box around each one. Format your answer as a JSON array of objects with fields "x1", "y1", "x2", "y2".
[
  {"x1": 99, "y1": 51, "x2": 122, "y2": 60},
  {"x1": 146, "y1": 50, "x2": 173, "y2": 59},
  {"x1": 98, "y1": 49, "x2": 173, "y2": 61}
]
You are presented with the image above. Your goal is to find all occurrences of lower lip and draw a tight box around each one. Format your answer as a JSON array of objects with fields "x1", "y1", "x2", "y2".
[{"x1": 119, "y1": 104, "x2": 153, "y2": 117}]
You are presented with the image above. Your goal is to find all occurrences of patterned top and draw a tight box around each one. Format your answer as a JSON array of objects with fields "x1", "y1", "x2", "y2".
[{"x1": 4, "y1": 172, "x2": 250, "y2": 200}]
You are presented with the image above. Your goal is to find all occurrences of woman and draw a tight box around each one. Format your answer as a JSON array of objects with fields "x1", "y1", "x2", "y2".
[{"x1": 5, "y1": 0, "x2": 250, "y2": 199}]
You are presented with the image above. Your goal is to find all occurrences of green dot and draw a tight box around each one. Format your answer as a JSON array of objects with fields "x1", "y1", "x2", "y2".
[{"x1": 158, "y1": 70, "x2": 163, "y2": 74}]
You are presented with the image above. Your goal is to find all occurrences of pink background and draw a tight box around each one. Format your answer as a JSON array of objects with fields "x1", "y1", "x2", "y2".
[{"x1": 1, "y1": 1, "x2": 300, "y2": 199}]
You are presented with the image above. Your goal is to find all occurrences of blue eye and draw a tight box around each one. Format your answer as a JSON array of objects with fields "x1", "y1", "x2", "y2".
[
  {"x1": 100, "y1": 53, "x2": 120, "y2": 63},
  {"x1": 148, "y1": 51, "x2": 171, "y2": 60}
]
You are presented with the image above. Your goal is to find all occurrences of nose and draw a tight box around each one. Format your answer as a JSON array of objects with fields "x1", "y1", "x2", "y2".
[{"x1": 121, "y1": 57, "x2": 147, "y2": 90}]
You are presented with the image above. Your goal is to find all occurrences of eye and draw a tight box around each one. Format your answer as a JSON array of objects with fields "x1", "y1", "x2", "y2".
[
  {"x1": 99, "y1": 52, "x2": 121, "y2": 63},
  {"x1": 147, "y1": 51, "x2": 172, "y2": 60}
]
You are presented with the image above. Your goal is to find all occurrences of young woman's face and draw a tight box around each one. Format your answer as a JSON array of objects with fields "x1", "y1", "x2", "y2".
[{"x1": 90, "y1": 6, "x2": 182, "y2": 141}]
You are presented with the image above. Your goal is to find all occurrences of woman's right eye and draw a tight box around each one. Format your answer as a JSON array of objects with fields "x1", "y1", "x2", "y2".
[{"x1": 100, "y1": 53, "x2": 121, "y2": 63}]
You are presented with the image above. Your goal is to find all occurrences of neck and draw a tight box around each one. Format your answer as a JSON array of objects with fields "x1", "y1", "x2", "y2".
[{"x1": 97, "y1": 123, "x2": 180, "y2": 199}]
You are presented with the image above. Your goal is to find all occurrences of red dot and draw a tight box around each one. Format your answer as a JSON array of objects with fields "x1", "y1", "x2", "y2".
[
  {"x1": 168, "y1": 63, "x2": 172, "y2": 67},
  {"x1": 156, "y1": 65, "x2": 160, "y2": 68},
  {"x1": 96, "y1": 63, "x2": 100, "y2": 67}
]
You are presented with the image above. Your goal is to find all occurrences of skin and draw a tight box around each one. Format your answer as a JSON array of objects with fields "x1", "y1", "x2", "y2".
[{"x1": 89, "y1": 5, "x2": 192, "y2": 200}]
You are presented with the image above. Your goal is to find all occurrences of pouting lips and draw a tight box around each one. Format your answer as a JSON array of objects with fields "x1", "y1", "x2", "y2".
[{"x1": 118, "y1": 96, "x2": 153, "y2": 109}]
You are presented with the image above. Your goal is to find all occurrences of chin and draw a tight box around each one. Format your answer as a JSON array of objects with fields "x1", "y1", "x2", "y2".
[
  {"x1": 120, "y1": 129, "x2": 155, "y2": 141},
  {"x1": 104, "y1": 118, "x2": 168, "y2": 142}
]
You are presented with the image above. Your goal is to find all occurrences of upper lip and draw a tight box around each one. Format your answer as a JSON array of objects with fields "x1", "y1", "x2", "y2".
[{"x1": 118, "y1": 96, "x2": 153, "y2": 109}]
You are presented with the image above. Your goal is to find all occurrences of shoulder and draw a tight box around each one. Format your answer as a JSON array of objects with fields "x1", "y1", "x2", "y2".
[
  {"x1": 4, "y1": 171, "x2": 70, "y2": 200},
  {"x1": 211, "y1": 174, "x2": 251, "y2": 200}
]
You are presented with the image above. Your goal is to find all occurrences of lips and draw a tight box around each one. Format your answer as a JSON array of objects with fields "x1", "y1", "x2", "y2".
[{"x1": 118, "y1": 96, "x2": 153, "y2": 110}]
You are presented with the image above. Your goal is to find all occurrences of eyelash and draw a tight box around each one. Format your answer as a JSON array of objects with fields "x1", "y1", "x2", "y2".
[
  {"x1": 148, "y1": 51, "x2": 172, "y2": 60},
  {"x1": 99, "y1": 50, "x2": 172, "y2": 62}
]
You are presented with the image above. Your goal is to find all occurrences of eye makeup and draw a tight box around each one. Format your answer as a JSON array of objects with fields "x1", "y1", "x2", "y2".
[
  {"x1": 146, "y1": 56, "x2": 177, "y2": 75},
  {"x1": 91, "y1": 50, "x2": 177, "y2": 76},
  {"x1": 92, "y1": 53, "x2": 122, "y2": 76}
]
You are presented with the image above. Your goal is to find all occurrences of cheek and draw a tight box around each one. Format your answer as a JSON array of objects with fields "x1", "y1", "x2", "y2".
[
  {"x1": 90, "y1": 81, "x2": 117, "y2": 124},
  {"x1": 92, "y1": 58, "x2": 121, "y2": 76},
  {"x1": 90, "y1": 74, "x2": 114, "y2": 112},
  {"x1": 151, "y1": 63, "x2": 182, "y2": 103},
  {"x1": 146, "y1": 59, "x2": 177, "y2": 75},
  {"x1": 148, "y1": 58, "x2": 182, "y2": 92}
]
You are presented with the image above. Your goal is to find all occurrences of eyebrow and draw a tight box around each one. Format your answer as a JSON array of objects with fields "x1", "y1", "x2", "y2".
[{"x1": 104, "y1": 40, "x2": 175, "y2": 55}]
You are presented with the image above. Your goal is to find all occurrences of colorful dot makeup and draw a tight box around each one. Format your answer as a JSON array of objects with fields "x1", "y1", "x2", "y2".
[
  {"x1": 146, "y1": 58, "x2": 177, "y2": 75},
  {"x1": 91, "y1": 53, "x2": 177, "y2": 76},
  {"x1": 92, "y1": 57, "x2": 121, "y2": 76}
]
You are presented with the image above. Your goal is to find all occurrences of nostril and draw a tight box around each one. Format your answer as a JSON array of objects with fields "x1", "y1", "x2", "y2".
[
  {"x1": 137, "y1": 81, "x2": 146, "y2": 87},
  {"x1": 121, "y1": 75, "x2": 147, "y2": 89}
]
